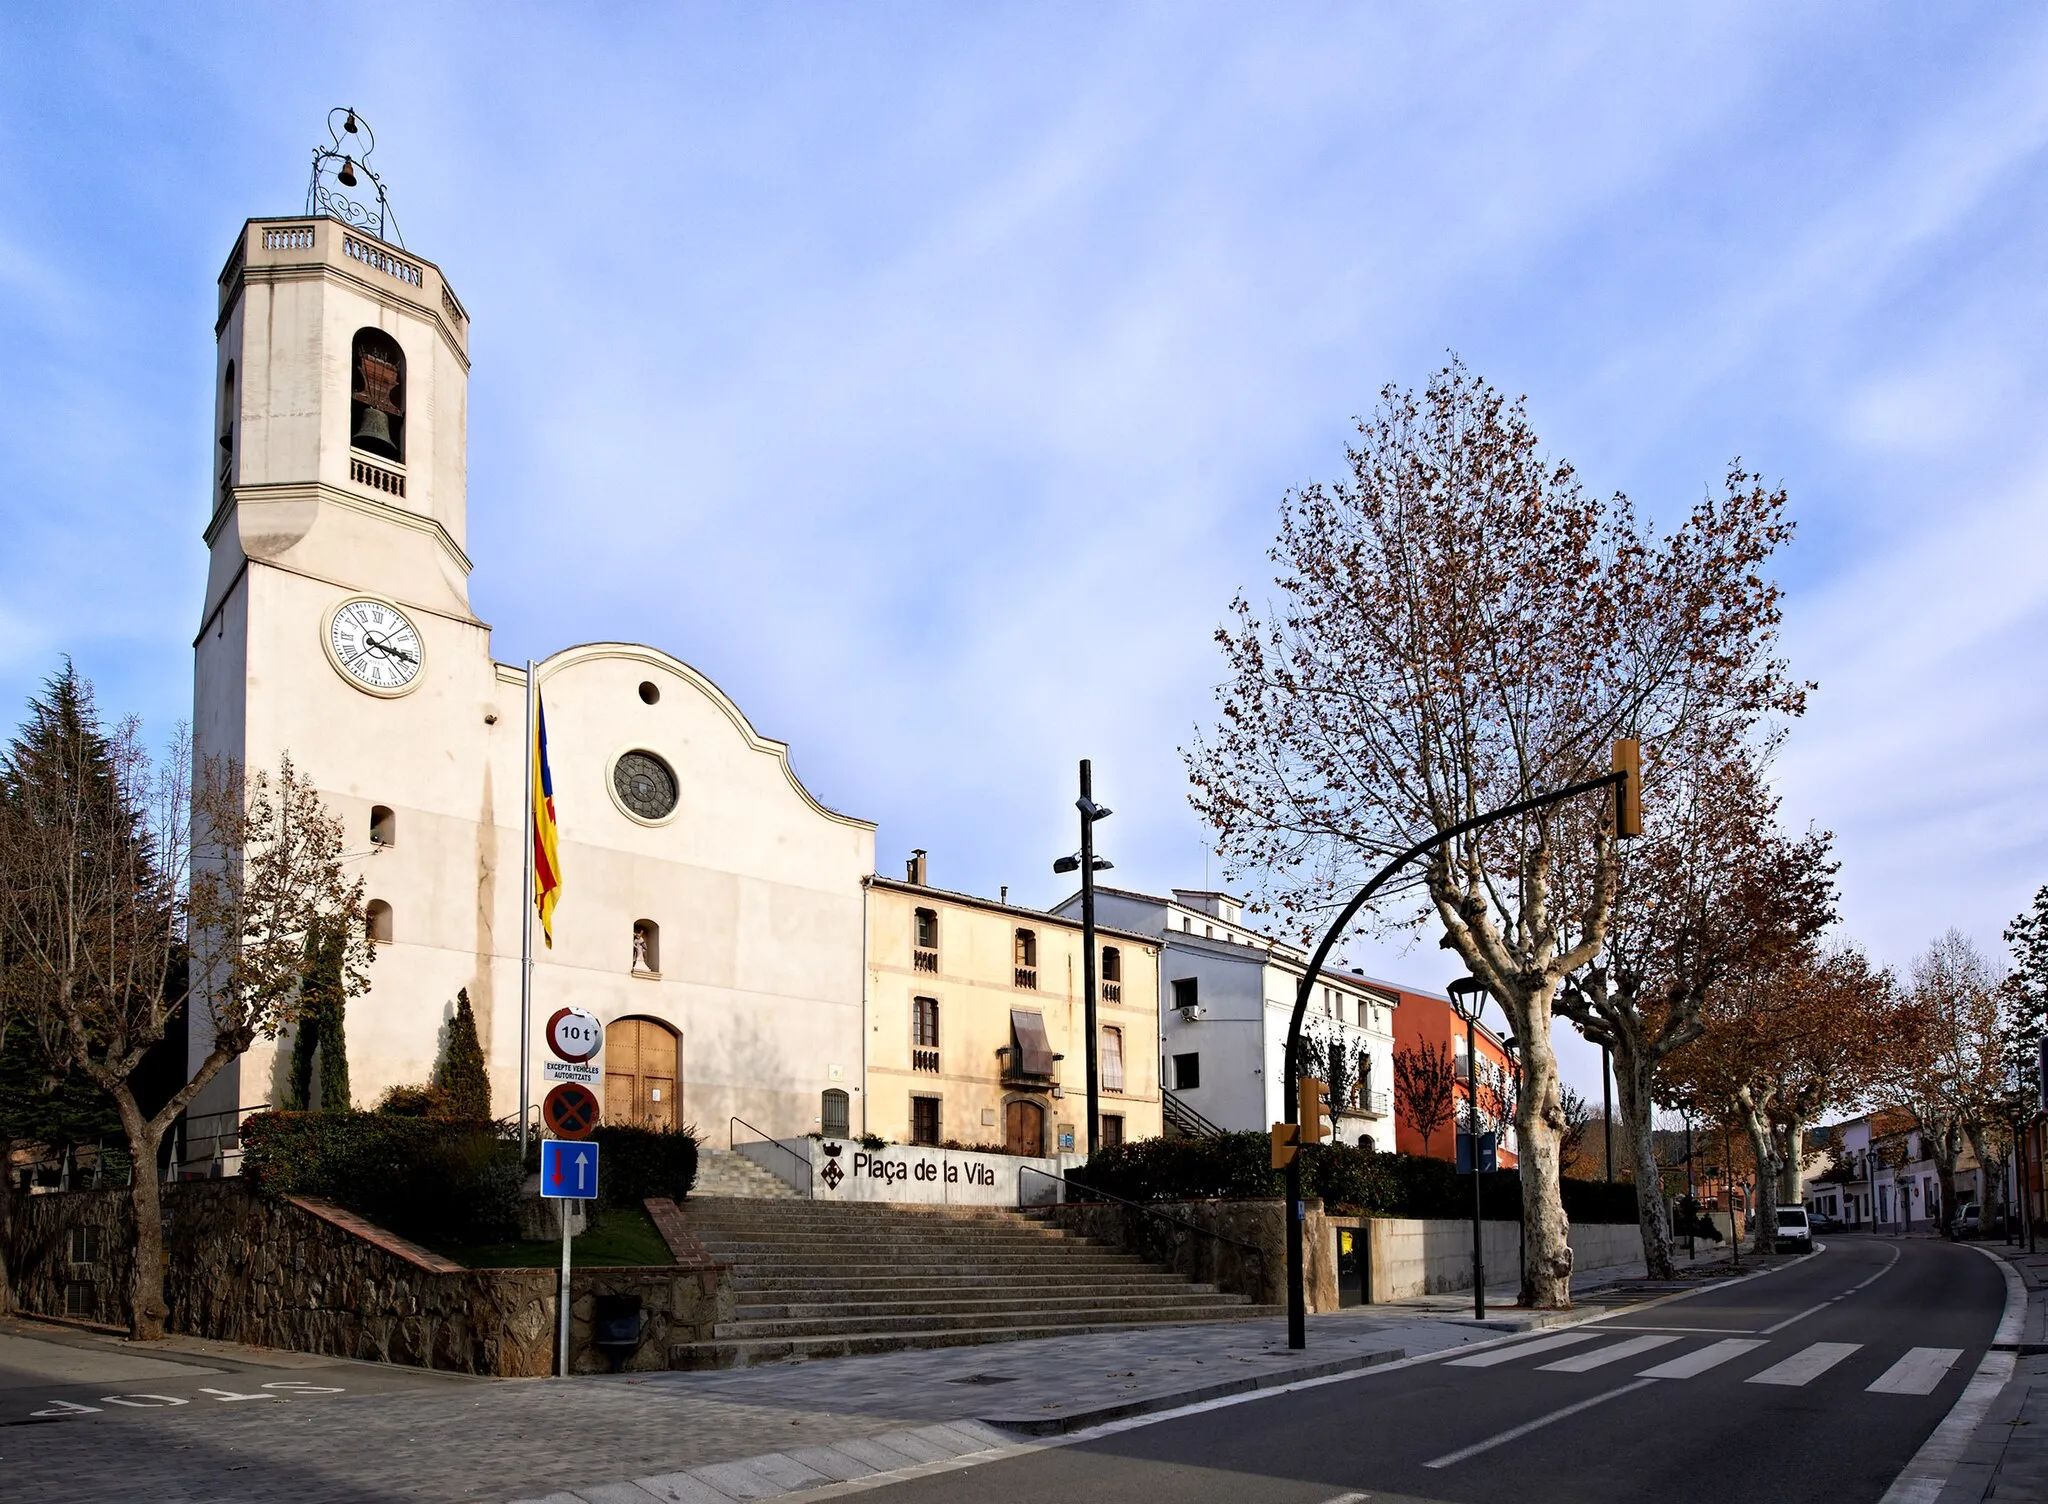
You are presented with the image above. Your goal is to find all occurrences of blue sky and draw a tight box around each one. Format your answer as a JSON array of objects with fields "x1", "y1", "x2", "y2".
[{"x1": 7, "y1": 7, "x2": 2048, "y2": 1099}]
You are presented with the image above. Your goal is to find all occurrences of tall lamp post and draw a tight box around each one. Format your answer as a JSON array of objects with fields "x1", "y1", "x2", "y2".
[
  {"x1": 1052, "y1": 760, "x2": 1113, "y2": 1158},
  {"x1": 1447, "y1": 977, "x2": 1491, "y2": 1320}
]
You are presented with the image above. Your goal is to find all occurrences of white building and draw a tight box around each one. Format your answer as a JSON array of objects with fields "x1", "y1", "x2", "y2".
[
  {"x1": 1049, "y1": 887, "x2": 1396, "y2": 1147},
  {"x1": 187, "y1": 211, "x2": 875, "y2": 1161}
]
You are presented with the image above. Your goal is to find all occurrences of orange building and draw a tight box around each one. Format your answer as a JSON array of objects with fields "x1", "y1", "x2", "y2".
[{"x1": 1377, "y1": 977, "x2": 1519, "y2": 1168}]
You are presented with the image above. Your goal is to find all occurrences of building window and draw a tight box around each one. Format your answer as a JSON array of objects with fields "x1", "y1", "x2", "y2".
[
  {"x1": 1008, "y1": 1008, "x2": 1056, "y2": 1077},
  {"x1": 365, "y1": 899, "x2": 393, "y2": 944},
  {"x1": 1205, "y1": 925, "x2": 1214, "y2": 938},
  {"x1": 913, "y1": 907, "x2": 939, "y2": 971},
  {"x1": 1101, "y1": 1026, "x2": 1125, "y2": 1093},
  {"x1": 1359, "y1": 1133, "x2": 1377, "y2": 1153},
  {"x1": 1173, "y1": 1052, "x2": 1200, "y2": 1090},
  {"x1": 1172, "y1": 977, "x2": 1199, "y2": 1012},
  {"x1": 1101, "y1": 945, "x2": 1121, "y2": 1002},
  {"x1": 1014, "y1": 928, "x2": 1038, "y2": 989},
  {"x1": 349, "y1": 328, "x2": 406, "y2": 462},
  {"x1": 821, "y1": 1088, "x2": 850, "y2": 1138},
  {"x1": 911, "y1": 1096, "x2": 941, "y2": 1146},
  {"x1": 1181, "y1": 916, "x2": 1192, "y2": 933},
  {"x1": 632, "y1": 919, "x2": 660, "y2": 975},
  {"x1": 612, "y1": 749, "x2": 679, "y2": 821},
  {"x1": 369, "y1": 804, "x2": 396, "y2": 846},
  {"x1": 912, "y1": 996, "x2": 939, "y2": 1072},
  {"x1": 638, "y1": 680, "x2": 661, "y2": 704},
  {"x1": 1100, "y1": 1113, "x2": 1124, "y2": 1149}
]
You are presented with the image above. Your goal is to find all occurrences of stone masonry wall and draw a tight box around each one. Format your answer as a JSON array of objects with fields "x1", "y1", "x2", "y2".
[
  {"x1": 6, "y1": 1181, "x2": 729, "y2": 1377},
  {"x1": 1042, "y1": 1197, "x2": 1337, "y2": 1310}
]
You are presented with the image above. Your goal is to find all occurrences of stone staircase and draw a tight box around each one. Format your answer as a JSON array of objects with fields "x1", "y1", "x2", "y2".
[
  {"x1": 692, "y1": 1146, "x2": 803, "y2": 1199},
  {"x1": 669, "y1": 1197, "x2": 1281, "y2": 1369}
]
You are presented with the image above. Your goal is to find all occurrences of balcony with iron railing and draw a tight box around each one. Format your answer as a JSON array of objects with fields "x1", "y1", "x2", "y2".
[
  {"x1": 1350, "y1": 1087, "x2": 1392, "y2": 1118},
  {"x1": 997, "y1": 1045, "x2": 1060, "y2": 1085}
]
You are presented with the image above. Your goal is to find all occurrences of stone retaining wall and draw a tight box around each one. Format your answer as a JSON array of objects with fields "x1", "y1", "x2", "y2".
[
  {"x1": 5, "y1": 1181, "x2": 729, "y2": 1377},
  {"x1": 1043, "y1": 1198, "x2": 1647, "y2": 1309}
]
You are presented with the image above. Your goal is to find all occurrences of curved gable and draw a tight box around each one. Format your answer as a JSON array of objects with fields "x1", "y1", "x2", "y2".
[{"x1": 522, "y1": 642, "x2": 873, "y2": 832}]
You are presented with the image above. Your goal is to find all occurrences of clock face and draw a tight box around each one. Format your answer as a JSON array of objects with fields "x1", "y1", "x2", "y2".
[{"x1": 327, "y1": 598, "x2": 424, "y2": 695}]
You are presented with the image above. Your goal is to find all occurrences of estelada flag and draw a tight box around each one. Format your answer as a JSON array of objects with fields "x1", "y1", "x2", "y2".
[{"x1": 532, "y1": 689, "x2": 562, "y2": 947}]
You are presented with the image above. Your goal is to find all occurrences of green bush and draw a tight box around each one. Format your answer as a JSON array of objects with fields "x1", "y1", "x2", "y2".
[
  {"x1": 241, "y1": 1110, "x2": 522, "y2": 1244},
  {"x1": 591, "y1": 1124, "x2": 698, "y2": 1207},
  {"x1": 1075, "y1": 1135, "x2": 1638, "y2": 1224}
]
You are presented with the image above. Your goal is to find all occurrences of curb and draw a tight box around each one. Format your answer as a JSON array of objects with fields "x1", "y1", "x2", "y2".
[{"x1": 979, "y1": 1344, "x2": 1406, "y2": 1435}]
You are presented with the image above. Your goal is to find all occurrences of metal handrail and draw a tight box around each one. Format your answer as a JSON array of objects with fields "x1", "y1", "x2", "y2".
[
  {"x1": 729, "y1": 1116, "x2": 812, "y2": 1199},
  {"x1": 1018, "y1": 1165, "x2": 1269, "y2": 1286}
]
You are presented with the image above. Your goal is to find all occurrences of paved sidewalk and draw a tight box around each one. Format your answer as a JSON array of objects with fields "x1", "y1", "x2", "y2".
[{"x1": 1936, "y1": 1244, "x2": 2048, "y2": 1502}]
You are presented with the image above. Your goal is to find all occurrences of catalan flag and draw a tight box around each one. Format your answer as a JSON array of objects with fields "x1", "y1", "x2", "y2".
[{"x1": 532, "y1": 689, "x2": 562, "y2": 946}]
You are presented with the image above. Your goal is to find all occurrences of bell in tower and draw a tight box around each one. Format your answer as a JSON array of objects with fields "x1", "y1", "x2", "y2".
[{"x1": 350, "y1": 328, "x2": 406, "y2": 462}]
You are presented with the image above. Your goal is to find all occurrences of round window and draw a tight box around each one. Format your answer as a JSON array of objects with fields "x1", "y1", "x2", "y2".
[{"x1": 613, "y1": 750, "x2": 679, "y2": 821}]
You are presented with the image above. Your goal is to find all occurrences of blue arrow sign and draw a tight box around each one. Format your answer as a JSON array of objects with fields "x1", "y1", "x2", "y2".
[{"x1": 540, "y1": 1139, "x2": 600, "y2": 1200}]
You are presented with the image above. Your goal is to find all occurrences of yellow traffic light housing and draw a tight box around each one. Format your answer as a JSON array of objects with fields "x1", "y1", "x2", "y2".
[
  {"x1": 1612, "y1": 738, "x2": 1642, "y2": 839},
  {"x1": 1270, "y1": 1121, "x2": 1300, "y2": 1169},
  {"x1": 1297, "y1": 1076, "x2": 1332, "y2": 1145}
]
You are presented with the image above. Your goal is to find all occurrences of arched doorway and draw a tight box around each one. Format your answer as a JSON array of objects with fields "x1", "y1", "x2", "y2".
[
  {"x1": 605, "y1": 1016, "x2": 680, "y2": 1131},
  {"x1": 1004, "y1": 1098, "x2": 1045, "y2": 1157}
]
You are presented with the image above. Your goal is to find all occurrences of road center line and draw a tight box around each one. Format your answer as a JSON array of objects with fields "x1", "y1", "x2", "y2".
[
  {"x1": 1761, "y1": 1301, "x2": 1837, "y2": 1335},
  {"x1": 1422, "y1": 1378, "x2": 1661, "y2": 1469}
]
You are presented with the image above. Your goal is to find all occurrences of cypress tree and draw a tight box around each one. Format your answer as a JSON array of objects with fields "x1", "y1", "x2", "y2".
[
  {"x1": 433, "y1": 988, "x2": 491, "y2": 1121},
  {"x1": 305, "y1": 924, "x2": 350, "y2": 1111}
]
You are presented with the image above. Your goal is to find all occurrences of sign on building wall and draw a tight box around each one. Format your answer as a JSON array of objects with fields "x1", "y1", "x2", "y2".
[{"x1": 738, "y1": 1138, "x2": 1081, "y2": 1206}]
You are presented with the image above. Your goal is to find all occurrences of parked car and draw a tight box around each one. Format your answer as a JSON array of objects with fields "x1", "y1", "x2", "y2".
[
  {"x1": 1956, "y1": 1203, "x2": 1982, "y2": 1238},
  {"x1": 1774, "y1": 1206, "x2": 1813, "y2": 1252},
  {"x1": 1808, "y1": 1209, "x2": 1843, "y2": 1234}
]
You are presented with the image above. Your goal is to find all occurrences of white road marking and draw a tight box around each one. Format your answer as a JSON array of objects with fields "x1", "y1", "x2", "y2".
[
  {"x1": 28, "y1": 1399, "x2": 101, "y2": 1417},
  {"x1": 1867, "y1": 1348, "x2": 1963, "y2": 1396},
  {"x1": 1316, "y1": 1494, "x2": 1370, "y2": 1503},
  {"x1": 1537, "y1": 1335, "x2": 1681, "y2": 1372},
  {"x1": 1880, "y1": 1245, "x2": 2025, "y2": 1504},
  {"x1": 1593, "y1": 1324, "x2": 1759, "y2": 1334},
  {"x1": 100, "y1": 1394, "x2": 188, "y2": 1407},
  {"x1": 1422, "y1": 1378, "x2": 1661, "y2": 1469},
  {"x1": 196, "y1": 1386, "x2": 279, "y2": 1402},
  {"x1": 1745, "y1": 1342, "x2": 1861, "y2": 1387},
  {"x1": 1636, "y1": 1339, "x2": 1768, "y2": 1379},
  {"x1": 1761, "y1": 1301, "x2": 1837, "y2": 1334},
  {"x1": 1448, "y1": 1332, "x2": 1601, "y2": 1367}
]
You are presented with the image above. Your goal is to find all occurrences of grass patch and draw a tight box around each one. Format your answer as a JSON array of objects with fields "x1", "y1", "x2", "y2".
[{"x1": 426, "y1": 1205, "x2": 675, "y2": 1269}]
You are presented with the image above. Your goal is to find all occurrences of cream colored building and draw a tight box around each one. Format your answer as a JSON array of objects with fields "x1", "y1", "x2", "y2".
[
  {"x1": 187, "y1": 214, "x2": 875, "y2": 1159},
  {"x1": 863, "y1": 865, "x2": 1163, "y2": 1156}
]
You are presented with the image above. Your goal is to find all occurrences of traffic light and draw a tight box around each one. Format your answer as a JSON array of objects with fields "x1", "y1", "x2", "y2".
[
  {"x1": 1298, "y1": 1076, "x2": 1332, "y2": 1145},
  {"x1": 1270, "y1": 1121, "x2": 1300, "y2": 1169},
  {"x1": 1612, "y1": 738, "x2": 1642, "y2": 839}
]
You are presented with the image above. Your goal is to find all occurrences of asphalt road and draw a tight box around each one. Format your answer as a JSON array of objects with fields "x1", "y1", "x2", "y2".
[{"x1": 857, "y1": 1235, "x2": 2009, "y2": 1504}]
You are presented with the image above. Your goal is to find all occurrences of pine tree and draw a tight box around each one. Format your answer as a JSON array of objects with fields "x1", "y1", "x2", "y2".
[{"x1": 432, "y1": 987, "x2": 491, "y2": 1121}]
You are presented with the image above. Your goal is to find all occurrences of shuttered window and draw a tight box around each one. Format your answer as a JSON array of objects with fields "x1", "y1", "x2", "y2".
[
  {"x1": 1101, "y1": 1026, "x2": 1125, "y2": 1093},
  {"x1": 1010, "y1": 1009, "x2": 1055, "y2": 1076}
]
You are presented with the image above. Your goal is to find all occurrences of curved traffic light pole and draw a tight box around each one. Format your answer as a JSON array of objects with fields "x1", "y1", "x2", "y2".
[{"x1": 1279, "y1": 762, "x2": 1634, "y2": 1349}]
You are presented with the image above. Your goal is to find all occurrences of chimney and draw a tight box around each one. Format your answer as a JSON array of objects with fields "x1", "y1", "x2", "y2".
[{"x1": 907, "y1": 849, "x2": 928, "y2": 886}]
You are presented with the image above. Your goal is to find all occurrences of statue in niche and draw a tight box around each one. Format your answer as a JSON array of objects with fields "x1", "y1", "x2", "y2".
[{"x1": 632, "y1": 922, "x2": 653, "y2": 974}]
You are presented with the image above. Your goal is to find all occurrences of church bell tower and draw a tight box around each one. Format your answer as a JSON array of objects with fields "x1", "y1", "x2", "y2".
[{"x1": 189, "y1": 112, "x2": 497, "y2": 1149}]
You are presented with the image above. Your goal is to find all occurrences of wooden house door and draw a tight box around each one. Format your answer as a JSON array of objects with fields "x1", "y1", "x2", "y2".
[{"x1": 605, "y1": 1017, "x2": 680, "y2": 1131}]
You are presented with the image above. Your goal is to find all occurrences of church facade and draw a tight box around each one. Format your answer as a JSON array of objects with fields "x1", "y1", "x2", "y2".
[{"x1": 187, "y1": 216, "x2": 875, "y2": 1161}]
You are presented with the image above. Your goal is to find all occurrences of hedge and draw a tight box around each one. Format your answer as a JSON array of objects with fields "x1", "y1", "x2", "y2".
[
  {"x1": 244, "y1": 1114, "x2": 703, "y2": 1240},
  {"x1": 241, "y1": 1110, "x2": 522, "y2": 1244},
  {"x1": 1074, "y1": 1133, "x2": 1639, "y2": 1224}
]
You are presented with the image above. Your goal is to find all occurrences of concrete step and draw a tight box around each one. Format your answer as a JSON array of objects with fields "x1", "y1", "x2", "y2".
[
  {"x1": 669, "y1": 1309, "x2": 1284, "y2": 1370},
  {"x1": 734, "y1": 1291, "x2": 1242, "y2": 1323},
  {"x1": 692, "y1": 1149, "x2": 803, "y2": 1200},
  {"x1": 725, "y1": 1270, "x2": 1204, "y2": 1294},
  {"x1": 709, "y1": 1258, "x2": 1160, "y2": 1279}
]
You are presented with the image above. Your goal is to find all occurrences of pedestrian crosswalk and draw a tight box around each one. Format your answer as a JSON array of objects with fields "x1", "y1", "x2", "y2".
[{"x1": 1442, "y1": 1330, "x2": 1974, "y2": 1395}]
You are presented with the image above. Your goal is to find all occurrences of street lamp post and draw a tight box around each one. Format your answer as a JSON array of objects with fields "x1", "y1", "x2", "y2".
[
  {"x1": 1052, "y1": 760, "x2": 1113, "y2": 1158},
  {"x1": 1682, "y1": 1106, "x2": 1696, "y2": 1261},
  {"x1": 1448, "y1": 977, "x2": 1490, "y2": 1321}
]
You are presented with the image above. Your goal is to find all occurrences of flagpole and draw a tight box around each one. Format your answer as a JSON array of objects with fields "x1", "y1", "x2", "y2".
[{"x1": 519, "y1": 658, "x2": 535, "y2": 1161}]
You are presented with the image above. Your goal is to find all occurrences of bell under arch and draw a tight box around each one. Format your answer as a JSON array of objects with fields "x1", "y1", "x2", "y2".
[{"x1": 349, "y1": 326, "x2": 406, "y2": 462}]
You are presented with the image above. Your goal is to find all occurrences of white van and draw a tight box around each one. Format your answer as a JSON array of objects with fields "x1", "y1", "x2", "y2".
[{"x1": 1774, "y1": 1206, "x2": 1812, "y2": 1253}]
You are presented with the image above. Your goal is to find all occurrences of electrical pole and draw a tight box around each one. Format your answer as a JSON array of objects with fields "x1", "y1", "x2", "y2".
[{"x1": 1079, "y1": 760, "x2": 1101, "y2": 1159}]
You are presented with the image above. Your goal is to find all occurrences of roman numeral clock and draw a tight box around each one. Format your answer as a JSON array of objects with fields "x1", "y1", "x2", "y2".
[{"x1": 325, "y1": 596, "x2": 425, "y2": 696}]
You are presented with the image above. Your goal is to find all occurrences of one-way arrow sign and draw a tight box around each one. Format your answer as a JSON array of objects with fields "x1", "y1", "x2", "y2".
[{"x1": 540, "y1": 1139, "x2": 600, "y2": 1201}]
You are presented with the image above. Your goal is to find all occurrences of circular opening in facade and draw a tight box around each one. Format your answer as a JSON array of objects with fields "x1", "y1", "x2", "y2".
[
  {"x1": 638, "y1": 680, "x2": 660, "y2": 705},
  {"x1": 613, "y1": 749, "x2": 679, "y2": 821}
]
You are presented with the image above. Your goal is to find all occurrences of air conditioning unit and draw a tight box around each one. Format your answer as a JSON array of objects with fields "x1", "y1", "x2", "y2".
[{"x1": 1178, "y1": 1004, "x2": 1205, "y2": 1023}]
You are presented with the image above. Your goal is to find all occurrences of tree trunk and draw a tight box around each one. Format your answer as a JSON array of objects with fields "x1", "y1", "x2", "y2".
[
  {"x1": 1513, "y1": 1009, "x2": 1573, "y2": 1307},
  {"x1": 0, "y1": 1135, "x2": 15, "y2": 1317},
  {"x1": 1780, "y1": 1113, "x2": 1805, "y2": 1205},
  {"x1": 1736, "y1": 1093, "x2": 1780, "y2": 1254},
  {"x1": 1610, "y1": 1047, "x2": 1674, "y2": 1279},
  {"x1": 111, "y1": 1086, "x2": 170, "y2": 1341}
]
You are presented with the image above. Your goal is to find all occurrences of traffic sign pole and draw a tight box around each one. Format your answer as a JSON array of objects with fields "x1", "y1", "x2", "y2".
[{"x1": 558, "y1": 1192, "x2": 572, "y2": 1378}]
